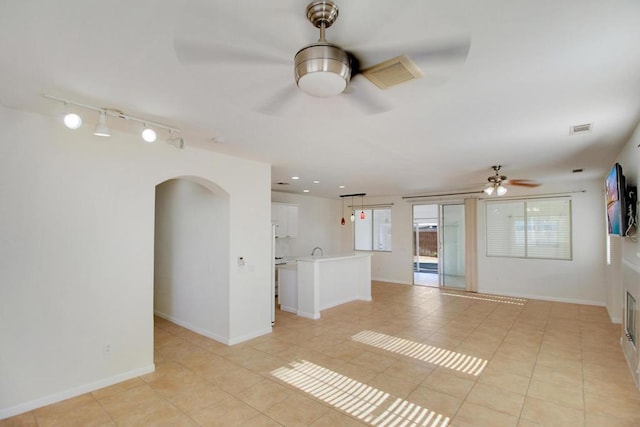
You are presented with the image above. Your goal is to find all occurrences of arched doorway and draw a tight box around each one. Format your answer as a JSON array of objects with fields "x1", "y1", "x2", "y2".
[{"x1": 153, "y1": 177, "x2": 230, "y2": 341}]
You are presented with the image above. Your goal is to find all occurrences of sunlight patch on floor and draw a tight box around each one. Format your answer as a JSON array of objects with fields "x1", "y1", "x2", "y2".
[
  {"x1": 271, "y1": 360, "x2": 450, "y2": 427},
  {"x1": 352, "y1": 330, "x2": 487, "y2": 376},
  {"x1": 440, "y1": 291, "x2": 526, "y2": 306}
]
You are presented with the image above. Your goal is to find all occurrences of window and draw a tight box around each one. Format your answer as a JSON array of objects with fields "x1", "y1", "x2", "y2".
[
  {"x1": 354, "y1": 208, "x2": 392, "y2": 251},
  {"x1": 486, "y1": 198, "x2": 572, "y2": 260}
]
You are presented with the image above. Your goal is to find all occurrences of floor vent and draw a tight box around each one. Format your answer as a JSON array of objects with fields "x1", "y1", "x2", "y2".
[
  {"x1": 570, "y1": 123, "x2": 592, "y2": 134},
  {"x1": 362, "y1": 55, "x2": 423, "y2": 89}
]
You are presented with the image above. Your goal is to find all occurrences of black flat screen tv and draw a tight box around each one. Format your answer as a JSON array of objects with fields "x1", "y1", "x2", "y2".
[{"x1": 605, "y1": 163, "x2": 626, "y2": 236}]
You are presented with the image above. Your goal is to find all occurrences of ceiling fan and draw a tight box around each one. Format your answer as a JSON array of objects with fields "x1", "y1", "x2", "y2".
[
  {"x1": 173, "y1": 0, "x2": 471, "y2": 114},
  {"x1": 484, "y1": 165, "x2": 541, "y2": 196}
]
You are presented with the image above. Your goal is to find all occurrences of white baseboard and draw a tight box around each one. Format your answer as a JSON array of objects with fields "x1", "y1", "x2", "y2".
[
  {"x1": 297, "y1": 310, "x2": 320, "y2": 320},
  {"x1": 227, "y1": 327, "x2": 273, "y2": 346},
  {"x1": 154, "y1": 310, "x2": 272, "y2": 346},
  {"x1": 0, "y1": 364, "x2": 155, "y2": 420},
  {"x1": 478, "y1": 289, "x2": 605, "y2": 307},
  {"x1": 279, "y1": 304, "x2": 297, "y2": 314},
  {"x1": 372, "y1": 277, "x2": 412, "y2": 286},
  {"x1": 320, "y1": 295, "x2": 372, "y2": 311},
  {"x1": 610, "y1": 316, "x2": 623, "y2": 324},
  {"x1": 154, "y1": 310, "x2": 229, "y2": 344}
]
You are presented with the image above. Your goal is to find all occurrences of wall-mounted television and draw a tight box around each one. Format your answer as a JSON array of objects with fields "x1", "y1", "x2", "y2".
[{"x1": 605, "y1": 163, "x2": 626, "y2": 236}]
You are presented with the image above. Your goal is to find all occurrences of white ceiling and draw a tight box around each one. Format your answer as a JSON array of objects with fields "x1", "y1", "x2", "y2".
[{"x1": 1, "y1": 0, "x2": 639, "y2": 198}]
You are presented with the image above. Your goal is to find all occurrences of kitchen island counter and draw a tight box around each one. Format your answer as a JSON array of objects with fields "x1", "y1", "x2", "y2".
[{"x1": 296, "y1": 253, "x2": 372, "y2": 319}]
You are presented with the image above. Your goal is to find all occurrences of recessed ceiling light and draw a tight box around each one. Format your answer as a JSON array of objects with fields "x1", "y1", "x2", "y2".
[
  {"x1": 291, "y1": 176, "x2": 300, "y2": 180},
  {"x1": 313, "y1": 180, "x2": 320, "y2": 184},
  {"x1": 303, "y1": 189, "x2": 310, "y2": 193},
  {"x1": 339, "y1": 185, "x2": 345, "y2": 189}
]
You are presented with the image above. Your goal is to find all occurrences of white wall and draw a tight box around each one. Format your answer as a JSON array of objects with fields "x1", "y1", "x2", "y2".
[
  {"x1": 271, "y1": 192, "x2": 343, "y2": 257},
  {"x1": 354, "y1": 188, "x2": 608, "y2": 305},
  {"x1": 478, "y1": 179, "x2": 607, "y2": 305},
  {"x1": 615, "y1": 125, "x2": 640, "y2": 265},
  {"x1": 154, "y1": 179, "x2": 230, "y2": 341},
  {"x1": 612, "y1": 121, "x2": 640, "y2": 386},
  {"x1": 0, "y1": 105, "x2": 272, "y2": 418}
]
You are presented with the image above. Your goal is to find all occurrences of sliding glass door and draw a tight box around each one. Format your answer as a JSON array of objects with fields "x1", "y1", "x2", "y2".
[
  {"x1": 413, "y1": 203, "x2": 465, "y2": 288},
  {"x1": 440, "y1": 204, "x2": 465, "y2": 289}
]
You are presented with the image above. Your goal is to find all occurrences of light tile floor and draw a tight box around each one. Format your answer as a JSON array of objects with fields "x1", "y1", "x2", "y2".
[{"x1": 3, "y1": 281, "x2": 640, "y2": 426}]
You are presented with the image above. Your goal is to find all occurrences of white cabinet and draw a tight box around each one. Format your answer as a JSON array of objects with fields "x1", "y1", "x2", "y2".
[{"x1": 272, "y1": 203, "x2": 298, "y2": 238}]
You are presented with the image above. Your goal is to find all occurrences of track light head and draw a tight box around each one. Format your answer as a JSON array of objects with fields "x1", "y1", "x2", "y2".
[
  {"x1": 141, "y1": 127, "x2": 157, "y2": 143},
  {"x1": 63, "y1": 112, "x2": 82, "y2": 129},
  {"x1": 167, "y1": 135, "x2": 185, "y2": 149},
  {"x1": 93, "y1": 111, "x2": 111, "y2": 137}
]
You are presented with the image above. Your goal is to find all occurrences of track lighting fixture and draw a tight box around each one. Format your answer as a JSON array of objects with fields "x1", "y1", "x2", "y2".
[
  {"x1": 44, "y1": 94, "x2": 182, "y2": 145},
  {"x1": 93, "y1": 110, "x2": 111, "y2": 137},
  {"x1": 166, "y1": 132, "x2": 185, "y2": 149}
]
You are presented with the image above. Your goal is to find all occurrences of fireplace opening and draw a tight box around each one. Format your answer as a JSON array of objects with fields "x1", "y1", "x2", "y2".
[{"x1": 626, "y1": 291, "x2": 636, "y2": 347}]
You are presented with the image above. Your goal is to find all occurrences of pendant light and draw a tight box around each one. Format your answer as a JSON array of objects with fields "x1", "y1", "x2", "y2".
[
  {"x1": 360, "y1": 195, "x2": 365, "y2": 220},
  {"x1": 350, "y1": 196, "x2": 355, "y2": 222},
  {"x1": 340, "y1": 196, "x2": 346, "y2": 225}
]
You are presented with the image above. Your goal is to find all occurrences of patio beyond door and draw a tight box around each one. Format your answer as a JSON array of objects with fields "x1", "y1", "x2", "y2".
[{"x1": 413, "y1": 203, "x2": 465, "y2": 288}]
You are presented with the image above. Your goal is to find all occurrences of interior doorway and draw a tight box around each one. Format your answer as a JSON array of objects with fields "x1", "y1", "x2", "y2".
[
  {"x1": 413, "y1": 203, "x2": 466, "y2": 289},
  {"x1": 154, "y1": 177, "x2": 230, "y2": 342}
]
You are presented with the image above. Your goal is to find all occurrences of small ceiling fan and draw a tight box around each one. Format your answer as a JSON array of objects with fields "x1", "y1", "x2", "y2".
[
  {"x1": 173, "y1": 0, "x2": 471, "y2": 114},
  {"x1": 484, "y1": 165, "x2": 541, "y2": 196}
]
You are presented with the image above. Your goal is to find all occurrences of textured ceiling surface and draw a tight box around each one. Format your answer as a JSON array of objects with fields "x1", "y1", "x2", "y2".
[{"x1": 1, "y1": 0, "x2": 639, "y2": 197}]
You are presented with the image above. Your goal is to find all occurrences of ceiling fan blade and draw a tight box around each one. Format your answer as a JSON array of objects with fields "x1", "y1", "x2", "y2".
[
  {"x1": 349, "y1": 36, "x2": 471, "y2": 70},
  {"x1": 173, "y1": 0, "x2": 299, "y2": 66},
  {"x1": 255, "y1": 84, "x2": 302, "y2": 116},
  {"x1": 404, "y1": 37, "x2": 471, "y2": 64},
  {"x1": 173, "y1": 37, "x2": 291, "y2": 66},
  {"x1": 343, "y1": 77, "x2": 393, "y2": 115},
  {"x1": 508, "y1": 179, "x2": 542, "y2": 188}
]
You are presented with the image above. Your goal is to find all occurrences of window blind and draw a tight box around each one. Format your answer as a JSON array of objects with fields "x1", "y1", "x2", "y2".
[{"x1": 486, "y1": 198, "x2": 571, "y2": 260}]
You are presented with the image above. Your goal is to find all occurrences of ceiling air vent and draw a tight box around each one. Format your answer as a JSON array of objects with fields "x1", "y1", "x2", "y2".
[
  {"x1": 570, "y1": 123, "x2": 592, "y2": 135},
  {"x1": 362, "y1": 55, "x2": 423, "y2": 89}
]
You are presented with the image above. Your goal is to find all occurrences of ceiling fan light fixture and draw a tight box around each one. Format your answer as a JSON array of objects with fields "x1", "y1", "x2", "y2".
[
  {"x1": 483, "y1": 185, "x2": 495, "y2": 196},
  {"x1": 294, "y1": 43, "x2": 351, "y2": 97},
  {"x1": 496, "y1": 185, "x2": 508, "y2": 196}
]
